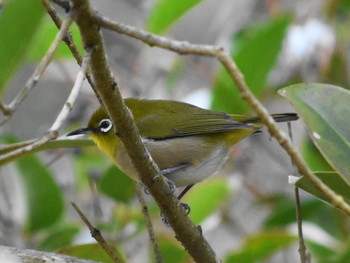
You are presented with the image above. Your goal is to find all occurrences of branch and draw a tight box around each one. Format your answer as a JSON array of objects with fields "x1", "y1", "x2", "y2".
[
  {"x1": 0, "y1": 49, "x2": 91, "y2": 166},
  {"x1": 135, "y1": 183, "x2": 163, "y2": 263},
  {"x1": 0, "y1": 16, "x2": 73, "y2": 126},
  {"x1": 39, "y1": 0, "x2": 97, "y2": 95},
  {"x1": 0, "y1": 245, "x2": 99, "y2": 263},
  {"x1": 71, "y1": 202, "x2": 125, "y2": 263},
  {"x1": 69, "y1": 0, "x2": 219, "y2": 262},
  {"x1": 93, "y1": 13, "x2": 350, "y2": 216}
]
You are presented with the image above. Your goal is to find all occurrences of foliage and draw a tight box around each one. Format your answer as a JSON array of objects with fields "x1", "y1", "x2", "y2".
[{"x1": 1, "y1": 1, "x2": 350, "y2": 263}]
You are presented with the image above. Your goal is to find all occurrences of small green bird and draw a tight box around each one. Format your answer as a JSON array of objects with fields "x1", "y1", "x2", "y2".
[{"x1": 68, "y1": 98, "x2": 298, "y2": 188}]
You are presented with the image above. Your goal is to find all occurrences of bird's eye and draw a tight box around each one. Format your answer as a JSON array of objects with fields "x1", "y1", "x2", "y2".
[{"x1": 99, "y1": 119, "x2": 112, "y2": 133}]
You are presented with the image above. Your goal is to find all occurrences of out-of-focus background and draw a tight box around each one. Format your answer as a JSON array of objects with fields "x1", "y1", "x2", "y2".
[{"x1": 1, "y1": 0, "x2": 350, "y2": 262}]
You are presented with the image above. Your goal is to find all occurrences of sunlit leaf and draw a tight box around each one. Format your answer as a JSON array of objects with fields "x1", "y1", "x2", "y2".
[
  {"x1": 211, "y1": 15, "x2": 291, "y2": 114},
  {"x1": 0, "y1": 0, "x2": 44, "y2": 91},
  {"x1": 224, "y1": 231, "x2": 296, "y2": 263},
  {"x1": 146, "y1": 0, "x2": 204, "y2": 34},
  {"x1": 183, "y1": 177, "x2": 231, "y2": 224},
  {"x1": 280, "y1": 84, "x2": 350, "y2": 184},
  {"x1": 99, "y1": 165, "x2": 135, "y2": 203}
]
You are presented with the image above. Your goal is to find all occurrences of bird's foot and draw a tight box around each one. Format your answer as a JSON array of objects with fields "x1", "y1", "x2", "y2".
[{"x1": 160, "y1": 202, "x2": 191, "y2": 226}]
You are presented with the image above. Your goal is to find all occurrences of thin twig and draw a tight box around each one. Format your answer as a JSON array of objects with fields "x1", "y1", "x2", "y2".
[
  {"x1": 39, "y1": 0, "x2": 96, "y2": 93},
  {"x1": 93, "y1": 13, "x2": 350, "y2": 216},
  {"x1": 0, "y1": 49, "x2": 91, "y2": 166},
  {"x1": 0, "y1": 17, "x2": 73, "y2": 126},
  {"x1": 135, "y1": 183, "x2": 163, "y2": 263},
  {"x1": 71, "y1": 202, "x2": 124, "y2": 263},
  {"x1": 295, "y1": 186, "x2": 310, "y2": 263},
  {"x1": 288, "y1": 122, "x2": 309, "y2": 263}
]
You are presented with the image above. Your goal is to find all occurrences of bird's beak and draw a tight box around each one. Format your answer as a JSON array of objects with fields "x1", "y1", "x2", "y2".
[{"x1": 66, "y1": 127, "x2": 97, "y2": 136}]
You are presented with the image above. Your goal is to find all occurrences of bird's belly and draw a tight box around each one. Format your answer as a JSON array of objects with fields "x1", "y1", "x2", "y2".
[
  {"x1": 164, "y1": 145, "x2": 230, "y2": 186},
  {"x1": 115, "y1": 136, "x2": 231, "y2": 186}
]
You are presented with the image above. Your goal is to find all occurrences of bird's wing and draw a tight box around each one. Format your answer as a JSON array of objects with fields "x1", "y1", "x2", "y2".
[{"x1": 125, "y1": 98, "x2": 254, "y2": 140}]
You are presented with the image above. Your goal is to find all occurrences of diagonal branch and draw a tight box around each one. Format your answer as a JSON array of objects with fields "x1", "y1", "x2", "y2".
[
  {"x1": 0, "y1": 16, "x2": 73, "y2": 126},
  {"x1": 69, "y1": 0, "x2": 219, "y2": 262},
  {"x1": 39, "y1": 0, "x2": 97, "y2": 95},
  {"x1": 0, "y1": 48, "x2": 91, "y2": 166},
  {"x1": 92, "y1": 12, "x2": 350, "y2": 216}
]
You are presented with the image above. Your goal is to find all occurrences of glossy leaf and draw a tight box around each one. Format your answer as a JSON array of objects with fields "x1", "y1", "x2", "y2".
[
  {"x1": 58, "y1": 243, "x2": 124, "y2": 263},
  {"x1": 16, "y1": 154, "x2": 64, "y2": 232},
  {"x1": 224, "y1": 231, "x2": 296, "y2": 263},
  {"x1": 279, "y1": 84, "x2": 350, "y2": 184},
  {"x1": 99, "y1": 165, "x2": 135, "y2": 203},
  {"x1": 183, "y1": 177, "x2": 231, "y2": 224},
  {"x1": 211, "y1": 15, "x2": 291, "y2": 114},
  {"x1": 146, "y1": 0, "x2": 204, "y2": 34},
  {"x1": 0, "y1": 0, "x2": 44, "y2": 90}
]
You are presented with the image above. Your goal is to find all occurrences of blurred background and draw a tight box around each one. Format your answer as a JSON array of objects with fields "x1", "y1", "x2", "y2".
[{"x1": 1, "y1": 0, "x2": 350, "y2": 262}]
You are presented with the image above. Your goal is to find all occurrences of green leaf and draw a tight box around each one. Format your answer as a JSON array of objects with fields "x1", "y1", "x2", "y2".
[
  {"x1": 16, "y1": 154, "x2": 64, "y2": 232},
  {"x1": 37, "y1": 224, "x2": 80, "y2": 251},
  {"x1": 211, "y1": 15, "x2": 291, "y2": 114},
  {"x1": 183, "y1": 177, "x2": 231, "y2": 224},
  {"x1": 99, "y1": 165, "x2": 135, "y2": 203},
  {"x1": 224, "y1": 231, "x2": 296, "y2": 263},
  {"x1": 156, "y1": 235, "x2": 190, "y2": 263},
  {"x1": 146, "y1": 0, "x2": 204, "y2": 34},
  {"x1": 58, "y1": 243, "x2": 125, "y2": 263},
  {"x1": 301, "y1": 138, "x2": 335, "y2": 173},
  {"x1": 27, "y1": 18, "x2": 83, "y2": 61},
  {"x1": 0, "y1": 0, "x2": 44, "y2": 91},
  {"x1": 296, "y1": 172, "x2": 350, "y2": 206},
  {"x1": 279, "y1": 84, "x2": 350, "y2": 184}
]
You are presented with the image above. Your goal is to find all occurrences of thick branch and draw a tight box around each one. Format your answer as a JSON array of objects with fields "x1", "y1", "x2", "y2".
[{"x1": 70, "y1": 0, "x2": 219, "y2": 262}]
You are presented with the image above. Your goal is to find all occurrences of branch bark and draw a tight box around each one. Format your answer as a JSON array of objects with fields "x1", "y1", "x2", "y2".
[{"x1": 69, "y1": 0, "x2": 219, "y2": 262}]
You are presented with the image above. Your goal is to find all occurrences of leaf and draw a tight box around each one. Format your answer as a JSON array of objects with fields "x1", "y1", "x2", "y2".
[
  {"x1": 156, "y1": 235, "x2": 190, "y2": 263},
  {"x1": 211, "y1": 15, "x2": 291, "y2": 114},
  {"x1": 224, "y1": 231, "x2": 296, "y2": 263},
  {"x1": 146, "y1": 0, "x2": 204, "y2": 34},
  {"x1": 99, "y1": 165, "x2": 135, "y2": 203},
  {"x1": 0, "y1": 0, "x2": 44, "y2": 91},
  {"x1": 183, "y1": 177, "x2": 231, "y2": 224},
  {"x1": 295, "y1": 172, "x2": 350, "y2": 206},
  {"x1": 58, "y1": 243, "x2": 125, "y2": 263},
  {"x1": 279, "y1": 84, "x2": 350, "y2": 184},
  {"x1": 16, "y1": 154, "x2": 64, "y2": 232},
  {"x1": 37, "y1": 224, "x2": 80, "y2": 251},
  {"x1": 27, "y1": 18, "x2": 83, "y2": 61}
]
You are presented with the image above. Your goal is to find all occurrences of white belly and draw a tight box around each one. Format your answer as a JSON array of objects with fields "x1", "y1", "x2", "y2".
[{"x1": 115, "y1": 136, "x2": 231, "y2": 187}]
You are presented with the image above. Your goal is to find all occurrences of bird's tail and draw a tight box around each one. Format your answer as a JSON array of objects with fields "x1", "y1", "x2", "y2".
[{"x1": 230, "y1": 113, "x2": 298, "y2": 128}]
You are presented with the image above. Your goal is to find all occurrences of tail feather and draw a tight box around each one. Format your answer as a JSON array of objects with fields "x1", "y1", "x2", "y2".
[{"x1": 270, "y1": 113, "x2": 299, "y2": 123}]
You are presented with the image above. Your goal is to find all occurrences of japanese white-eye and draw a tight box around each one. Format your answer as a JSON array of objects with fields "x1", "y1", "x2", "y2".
[{"x1": 67, "y1": 98, "x2": 298, "y2": 187}]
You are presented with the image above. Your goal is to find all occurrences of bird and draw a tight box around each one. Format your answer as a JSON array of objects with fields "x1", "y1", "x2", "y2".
[{"x1": 67, "y1": 98, "x2": 298, "y2": 195}]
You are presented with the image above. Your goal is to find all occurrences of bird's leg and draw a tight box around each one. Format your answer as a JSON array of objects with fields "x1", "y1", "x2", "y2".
[{"x1": 160, "y1": 184, "x2": 195, "y2": 226}]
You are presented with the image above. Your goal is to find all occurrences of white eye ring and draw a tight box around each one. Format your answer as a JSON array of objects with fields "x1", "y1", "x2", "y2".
[{"x1": 99, "y1": 119, "x2": 112, "y2": 133}]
